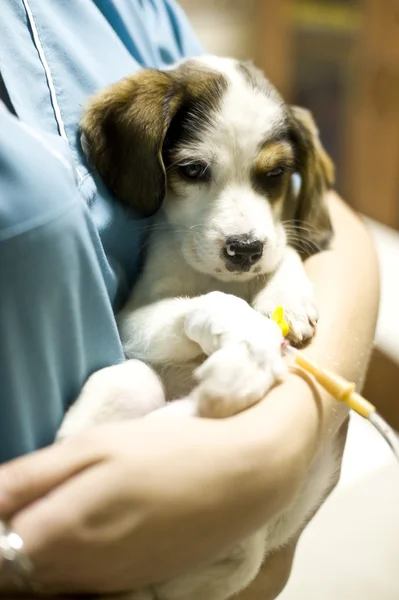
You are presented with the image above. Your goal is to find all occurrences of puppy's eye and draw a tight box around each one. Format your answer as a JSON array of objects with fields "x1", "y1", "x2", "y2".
[
  {"x1": 178, "y1": 161, "x2": 210, "y2": 182},
  {"x1": 266, "y1": 166, "x2": 286, "y2": 178}
]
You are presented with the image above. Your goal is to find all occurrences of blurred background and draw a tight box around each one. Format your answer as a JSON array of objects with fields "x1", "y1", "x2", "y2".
[{"x1": 181, "y1": 0, "x2": 399, "y2": 433}]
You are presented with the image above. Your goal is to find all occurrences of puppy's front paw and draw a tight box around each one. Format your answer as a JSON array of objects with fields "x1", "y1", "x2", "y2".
[
  {"x1": 257, "y1": 291, "x2": 318, "y2": 347},
  {"x1": 192, "y1": 317, "x2": 286, "y2": 418},
  {"x1": 283, "y1": 296, "x2": 318, "y2": 346},
  {"x1": 185, "y1": 291, "x2": 255, "y2": 356}
]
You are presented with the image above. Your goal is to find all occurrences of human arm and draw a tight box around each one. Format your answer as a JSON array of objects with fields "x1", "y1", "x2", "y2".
[
  {"x1": 236, "y1": 191, "x2": 379, "y2": 454},
  {"x1": 0, "y1": 193, "x2": 379, "y2": 598},
  {"x1": 232, "y1": 190, "x2": 380, "y2": 600}
]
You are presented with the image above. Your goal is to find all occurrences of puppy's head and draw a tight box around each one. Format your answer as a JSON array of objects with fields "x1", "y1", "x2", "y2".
[{"x1": 81, "y1": 57, "x2": 333, "y2": 282}]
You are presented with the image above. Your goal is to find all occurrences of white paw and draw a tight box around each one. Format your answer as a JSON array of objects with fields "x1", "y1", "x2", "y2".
[
  {"x1": 192, "y1": 314, "x2": 286, "y2": 418},
  {"x1": 185, "y1": 291, "x2": 256, "y2": 356},
  {"x1": 283, "y1": 296, "x2": 318, "y2": 346},
  {"x1": 258, "y1": 291, "x2": 318, "y2": 347}
]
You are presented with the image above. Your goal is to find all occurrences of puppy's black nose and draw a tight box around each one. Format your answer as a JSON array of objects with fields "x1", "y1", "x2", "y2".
[{"x1": 224, "y1": 235, "x2": 263, "y2": 267}]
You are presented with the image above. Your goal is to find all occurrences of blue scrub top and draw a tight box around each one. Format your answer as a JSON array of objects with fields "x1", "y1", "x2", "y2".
[
  {"x1": 0, "y1": 0, "x2": 204, "y2": 301},
  {"x1": 0, "y1": 1, "x2": 204, "y2": 461}
]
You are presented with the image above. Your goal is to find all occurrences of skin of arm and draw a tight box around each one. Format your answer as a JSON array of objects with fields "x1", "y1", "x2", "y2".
[{"x1": 233, "y1": 191, "x2": 380, "y2": 600}]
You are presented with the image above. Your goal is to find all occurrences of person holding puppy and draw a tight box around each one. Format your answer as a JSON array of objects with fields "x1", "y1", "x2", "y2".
[{"x1": 0, "y1": 1, "x2": 379, "y2": 598}]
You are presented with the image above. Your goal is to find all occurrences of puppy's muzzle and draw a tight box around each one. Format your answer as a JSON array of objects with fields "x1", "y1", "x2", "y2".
[{"x1": 223, "y1": 235, "x2": 263, "y2": 271}]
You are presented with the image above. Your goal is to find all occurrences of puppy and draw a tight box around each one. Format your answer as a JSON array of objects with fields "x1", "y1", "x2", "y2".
[{"x1": 59, "y1": 57, "x2": 338, "y2": 600}]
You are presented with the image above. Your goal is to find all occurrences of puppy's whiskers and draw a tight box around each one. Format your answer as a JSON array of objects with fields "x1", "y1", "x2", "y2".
[
  {"x1": 285, "y1": 234, "x2": 321, "y2": 256},
  {"x1": 282, "y1": 220, "x2": 321, "y2": 235},
  {"x1": 283, "y1": 220, "x2": 323, "y2": 255}
]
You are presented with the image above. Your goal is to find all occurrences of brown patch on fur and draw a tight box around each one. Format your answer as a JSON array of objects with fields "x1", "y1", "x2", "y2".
[
  {"x1": 255, "y1": 141, "x2": 295, "y2": 171},
  {"x1": 238, "y1": 61, "x2": 333, "y2": 254},
  {"x1": 162, "y1": 63, "x2": 227, "y2": 176},
  {"x1": 288, "y1": 106, "x2": 335, "y2": 254},
  {"x1": 80, "y1": 63, "x2": 226, "y2": 215},
  {"x1": 252, "y1": 142, "x2": 294, "y2": 203}
]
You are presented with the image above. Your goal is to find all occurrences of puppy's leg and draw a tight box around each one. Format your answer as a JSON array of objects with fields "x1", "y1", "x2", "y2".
[
  {"x1": 253, "y1": 247, "x2": 319, "y2": 346},
  {"x1": 120, "y1": 291, "x2": 284, "y2": 363},
  {"x1": 185, "y1": 293, "x2": 287, "y2": 418},
  {"x1": 57, "y1": 360, "x2": 165, "y2": 439},
  {"x1": 120, "y1": 292, "x2": 286, "y2": 419},
  {"x1": 191, "y1": 333, "x2": 286, "y2": 419},
  {"x1": 118, "y1": 297, "x2": 211, "y2": 365}
]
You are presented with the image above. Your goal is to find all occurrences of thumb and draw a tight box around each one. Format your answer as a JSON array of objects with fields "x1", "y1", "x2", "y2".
[{"x1": 0, "y1": 434, "x2": 104, "y2": 518}]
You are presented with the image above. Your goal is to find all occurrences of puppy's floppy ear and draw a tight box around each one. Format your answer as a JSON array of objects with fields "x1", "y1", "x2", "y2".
[
  {"x1": 80, "y1": 70, "x2": 184, "y2": 216},
  {"x1": 289, "y1": 106, "x2": 334, "y2": 253}
]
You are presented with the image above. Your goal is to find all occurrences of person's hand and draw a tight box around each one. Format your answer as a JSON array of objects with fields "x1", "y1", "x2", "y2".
[{"x1": 0, "y1": 371, "x2": 344, "y2": 597}]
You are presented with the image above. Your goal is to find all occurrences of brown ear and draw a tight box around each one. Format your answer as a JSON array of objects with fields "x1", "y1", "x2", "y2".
[
  {"x1": 80, "y1": 70, "x2": 185, "y2": 216},
  {"x1": 289, "y1": 106, "x2": 334, "y2": 253}
]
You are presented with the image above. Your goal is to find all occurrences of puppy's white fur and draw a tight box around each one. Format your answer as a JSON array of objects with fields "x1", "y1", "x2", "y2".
[{"x1": 59, "y1": 57, "x2": 339, "y2": 600}]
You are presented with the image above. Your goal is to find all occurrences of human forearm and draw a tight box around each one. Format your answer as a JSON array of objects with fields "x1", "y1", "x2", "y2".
[
  {"x1": 0, "y1": 196, "x2": 379, "y2": 598},
  {"x1": 231, "y1": 193, "x2": 379, "y2": 600},
  {"x1": 234, "y1": 193, "x2": 379, "y2": 478},
  {"x1": 304, "y1": 192, "x2": 379, "y2": 385},
  {"x1": 298, "y1": 192, "x2": 379, "y2": 439}
]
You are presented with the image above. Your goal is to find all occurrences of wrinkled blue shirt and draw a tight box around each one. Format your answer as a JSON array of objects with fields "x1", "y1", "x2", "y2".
[{"x1": 0, "y1": 1, "x2": 203, "y2": 461}]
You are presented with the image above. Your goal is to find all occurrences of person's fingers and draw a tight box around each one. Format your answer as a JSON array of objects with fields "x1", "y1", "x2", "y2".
[
  {"x1": 0, "y1": 433, "x2": 105, "y2": 517},
  {"x1": 7, "y1": 462, "x2": 135, "y2": 594}
]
